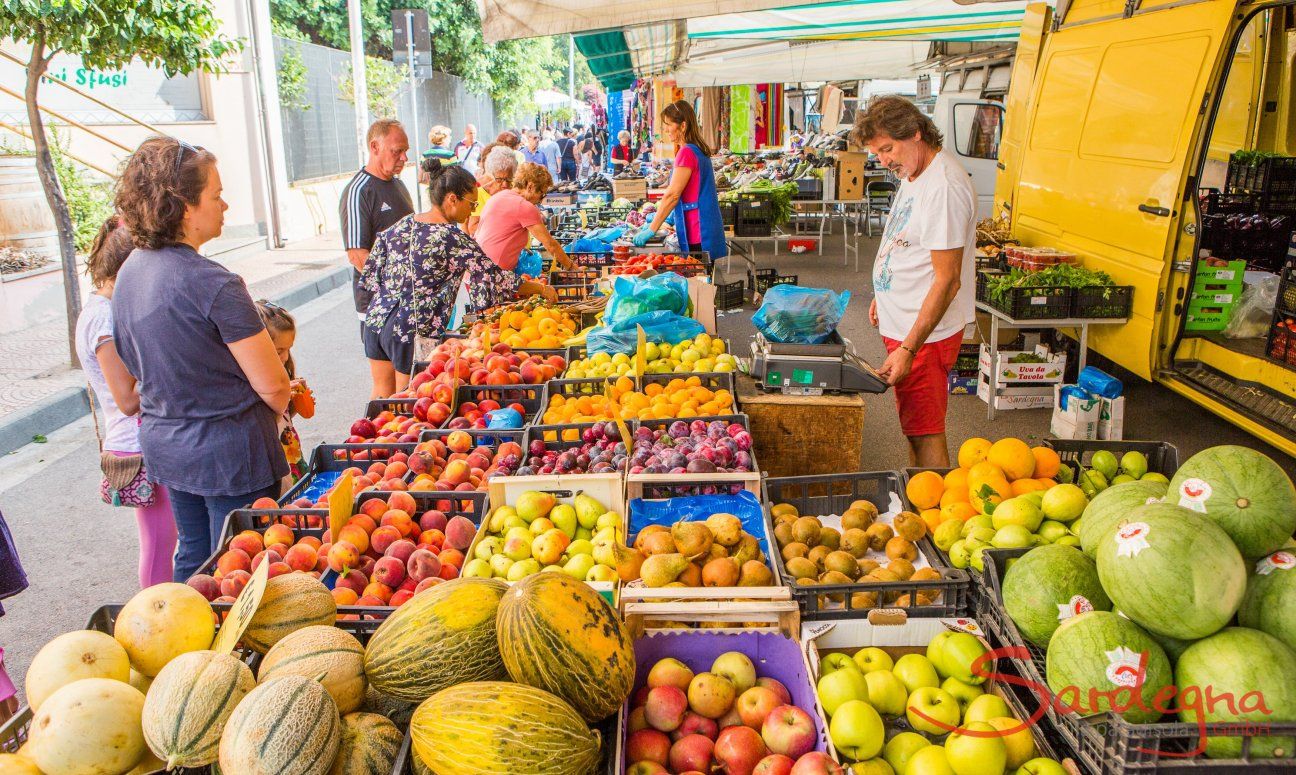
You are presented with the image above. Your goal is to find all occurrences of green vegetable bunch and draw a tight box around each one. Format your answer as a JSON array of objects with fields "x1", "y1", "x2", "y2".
[{"x1": 983, "y1": 265, "x2": 1114, "y2": 310}]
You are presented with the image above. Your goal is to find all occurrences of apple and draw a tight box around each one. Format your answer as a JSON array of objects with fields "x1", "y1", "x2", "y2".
[
  {"x1": 626, "y1": 729, "x2": 672, "y2": 766},
  {"x1": 754, "y1": 754, "x2": 796, "y2": 775},
  {"x1": 828, "y1": 699, "x2": 885, "y2": 761},
  {"x1": 628, "y1": 706, "x2": 649, "y2": 734},
  {"x1": 645, "y1": 686, "x2": 689, "y2": 732},
  {"x1": 863, "y1": 670, "x2": 908, "y2": 717},
  {"x1": 905, "y1": 687, "x2": 961, "y2": 735},
  {"x1": 883, "y1": 732, "x2": 931, "y2": 775},
  {"x1": 986, "y1": 716, "x2": 1037, "y2": 769},
  {"x1": 713, "y1": 651, "x2": 758, "y2": 693},
  {"x1": 688, "y1": 672, "x2": 737, "y2": 719},
  {"x1": 1012, "y1": 759, "x2": 1068, "y2": 775},
  {"x1": 718, "y1": 703, "x2": 745, "y2": 729},
  {"x1": 761, "y1": 705, "x2": 817, "y2": 759},
  {"x1": 925, "y1": 630, "x2": 956, "y2": 677},
  {"x1": 962, "y1": 694, "x2": 1012, "y2": 725},
  {"x1": 821, "y1": 653, "x2": 859, "y2": 674},
  {"x1": 850, "y1": 760, "x2": 896, "y2": 775},
  {"x1": 816, "y1": 666, "x2": 870, "y2": 716},
  {"x1": 714, "y1": 725, "x2": 769, "y2": 775},
  {"x1": 673, "y1": 712, "x2": 719, "y2": 742},
  {"x1": 626, "y1": 763, "x2": 668, "y2": 775},
  {"x1": 737, "y1": 686, "x2": 783, "y2": 729},
  {"x1": 892, "y1": 654, "x2": 940, "y2": 694},
  {"x1": 758, "y1": 677, "x2": 793, "y2": 706},
  {"x1": 941, "y1": 677, "x2": 985, "y2": 718},
  {"x1": 905, "y1": 745, "x2": 955, "y2": 775},
  {"x1": 935, "y1": 633, "x2": 990, "y2": 685},
  {"x1": 852, "y1": 647, "x2": 894, "y2": 674},
  {"x1": 669, "y1": 734, "x2": 714, "y2": 774},
  {"x1": 944, "y1": 721, "x2": 1006, "y2": 775},
  {"x1": 789, "y1": 752, "x2": 844, "y2": 775}
]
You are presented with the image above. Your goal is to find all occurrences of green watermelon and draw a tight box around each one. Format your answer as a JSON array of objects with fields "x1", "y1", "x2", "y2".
[
  {"x1": 1002, "y1": 545, "x2": 1112, "y2": 648},
  {"x1": 1174, "y1": 627, "x2": 1296, "y2": 759},
  {"x1": 1114, "y1": 608, "x2": 1198, "y2": 664},
  {"x1": 1096, "y1": 502, "x2": 1245, "y2": 641},
  {"x1": 1046, "y1": 611, "x2": 1173, "y2": 723},
  {"x1": 1237, "y1": 550, "x2": 1296, "y2": 654},
  {"x1": 1169, "y1": 445, "x2": 1296, "y2": 559},
  {"x1": 1076, "y1": 480, "x2": 1168, "y2": 557}
]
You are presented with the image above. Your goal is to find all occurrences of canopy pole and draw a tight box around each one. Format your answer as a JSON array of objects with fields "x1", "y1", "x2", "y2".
[
  {"x1": 569, "y1": 35, "x2": 576, "y2": 105},
  {"x1": 348, "y1": 0, "x2": 368, "y2": 166}
]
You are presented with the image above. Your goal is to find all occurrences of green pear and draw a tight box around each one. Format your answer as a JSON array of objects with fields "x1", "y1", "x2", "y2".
[
  {"x1": 549, "y1": 504, "x2": 578, "y2": 538},
  {"x1": 573, "y1": 493, "x2": 606, "y2": 529}
]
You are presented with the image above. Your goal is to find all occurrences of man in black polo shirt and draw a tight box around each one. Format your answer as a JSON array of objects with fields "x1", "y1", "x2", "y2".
[{"x1": 340, "y1": 119, "x2": 414, "y2": 350}]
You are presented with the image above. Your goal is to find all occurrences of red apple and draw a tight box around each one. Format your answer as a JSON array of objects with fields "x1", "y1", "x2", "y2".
[
  {"x1": 761, "y1": 706, "x2": 816, "y2": 760},
  {"x1": 756, "y1": 678, "x2": 793, "y2": 707},
  {"x1": 672, "y1": 712, "x2": 718, "y2": 742},
  {"x1": 626, "y1": 729, "x2": 671, "y2": 767},
  {"x1": 669, "y1": 735, "x2": 715, "y2": 773},
  {"x1": 737, "y1": 686, "x2": 783, "y2": 729},
  {"x1": 714, "y1": 725, "x2": 769, "y2": 775},
  {"x1": 788, "y1": 752, "x2": 843, "y2": 775},
  {"x1": 645, "y1": 686, "x2": 688, "y2": 732},
  {"x1": 350, "y1": 418, "x2": 377, "y2": 439},
  {"x1": 753, "y1": 754, "x2": 795, "y2": 775}
]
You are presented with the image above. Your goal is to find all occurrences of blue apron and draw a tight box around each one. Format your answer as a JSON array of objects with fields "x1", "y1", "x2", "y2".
[{"x1": 673, "y1": 144, "x2": 729, "y2": 260}]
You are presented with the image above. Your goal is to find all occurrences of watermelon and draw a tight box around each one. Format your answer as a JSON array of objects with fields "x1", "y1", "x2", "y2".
[
  {"x1": 1174, "y1": 627, "x2": 1296, "y2": 759},
  {"x1": 1169, "y1": 445, "x2": 1296, "y2": 559},
  {"x1": 1046, "y1": 611, "x2": 1173, "y2": 723},
  {"x1": 1076, "y1": 480, "x2": 1168, "y2": 557},
  {"x1": 1002, "y1": 545, "x2": 1112, "y2": 648},
  {"x1": 1096, "y1": 502, "x2": 1245, "y2": 641},
  {"x1": 1237, "y1": 550, "x2": 1296, "y2": 654}
]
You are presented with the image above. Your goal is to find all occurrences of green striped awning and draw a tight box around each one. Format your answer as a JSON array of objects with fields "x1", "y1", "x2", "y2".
[{"x1": 688, "y1": 0, "x2": 1029, "y2": 43}]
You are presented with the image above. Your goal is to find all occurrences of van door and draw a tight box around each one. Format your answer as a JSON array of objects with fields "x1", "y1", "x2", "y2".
[
  {"x1": 1006, "y1": 0, "x2": 1240, "y2": 379},
  {"x1": 994, "y1": 3, "x2": 1050, "y2": 218},
  {"x1": 937, "y1": 94, "x2": 1003, "y2": 219}
]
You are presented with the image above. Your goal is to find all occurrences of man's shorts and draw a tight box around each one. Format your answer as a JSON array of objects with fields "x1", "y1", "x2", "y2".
[
  {"x1": 361, "y1": 312, "x2": 416, "y2": 376},
  {"x1": 882, "y1": 331, "x2": 964, "y2": 437}
]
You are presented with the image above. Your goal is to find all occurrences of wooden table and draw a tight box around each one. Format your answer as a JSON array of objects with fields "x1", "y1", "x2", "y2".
[{"x1": 736, "y1": 374, "x2": 866, "y2": 479}]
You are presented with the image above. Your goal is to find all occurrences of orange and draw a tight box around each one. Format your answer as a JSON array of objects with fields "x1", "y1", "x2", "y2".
[
  {"x1": 940, "y1": 487, "x2": 969, "y2": 508},
  {"x1": 1010, "y1": 478, "x2": 1047, "y2": 496},
  {"x1": 958, "y1": 438, "x2": 993, "y2": 469},
  {"x1": 988, "y1": 438, "x2": 1035, "y2": 481},
  {"x1": 613, "y1": 376, "x2": 634, "y2": 396},
  {"x1": 905, "y1": 470, "x2": 945, "y2": 510},
  {"x1": 1031, "y1": 447, "x2": 1061, "y2": 479},
  {"x1": 967, "y1": 461, "x2": 1005, "y2": 484},
  {"x1": 943, "y1": 468, "x2": 969, "y2": 494},
  {"x1": 940, "y1": 502, "x2": 977, "y2": 523},
  {"x1": 921, "y1": 509, "x2": 943, "y2": 533},
  {"x1": 1034, "y1": 477, "x2": 1058, "y2": 489}
]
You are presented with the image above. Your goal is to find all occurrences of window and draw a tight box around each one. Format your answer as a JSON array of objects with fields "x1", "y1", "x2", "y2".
[{"x1": 953, "y1": 102, "x2": 1004, "y2": 160}]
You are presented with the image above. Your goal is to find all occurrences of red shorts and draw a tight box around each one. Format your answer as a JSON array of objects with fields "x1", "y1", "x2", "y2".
[{"x1": 882, "y1": 332, "x2": 963, "y2": 437}]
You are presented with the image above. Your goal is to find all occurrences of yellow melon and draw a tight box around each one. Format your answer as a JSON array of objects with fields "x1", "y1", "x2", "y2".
[
  {"x1": 219, "y1": 674, "x2": 341, "y2": 774},
  {"x1": 329, "y1": 712, "x2": 403, "y2": 774},
  {"x1": 28, "y1": 677, "x2": 148, "y2": 775},
  {"x1": 0, "y1": 753, "x2": 42, "y2": 774},
  {"x1": 114, "y1": 582, "x2": 215, "y2": 677},
  {"x1": 25, "y1": 629, "x2": 130, "y2": 710}
]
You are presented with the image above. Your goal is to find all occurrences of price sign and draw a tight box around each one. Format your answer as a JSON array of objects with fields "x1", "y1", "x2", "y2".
[
  {"x1": 603, "y1": 384, "x2": 635, "y2": 459},
  {"x1": 635, "y1": 325, "x2": 647, "y2": 382},
  {"x1": 210, "y1": 559, "x2": 269, "y2": 655},
  {"x1": 328, "y1": 471, "x2": 355, "y2": 541}
]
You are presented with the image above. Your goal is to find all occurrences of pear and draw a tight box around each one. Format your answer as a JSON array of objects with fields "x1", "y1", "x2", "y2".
[
  {"x1": 732, "y1": 534, "x2": 761, "y2": 564},
  {"x1": 594, "y1": 539, "x2": 646, "y2": 582},
  {"x1": 705, "y1": 513, "x2": 743, "y2": 547},
  {"x1": 634, "y1": 525, "x2": 670, "y2": 552},
  {"x1": 671, "y1": 521, "x2": 714, "y2": 558},
  {"x1": 641, "y1": 553, "x2": 692, "y2": 587},
  {"x1": 702, "y1": 557, "x2": 740, "y2": 587},
  {"x1": 516, "y1": 491, "x2": 556, "y2": 522},
  {"x1": 738, "y1": 560, "x2": 773, "y2": 586},
  {"x1": 573, "y1": 493, "x2": 606, "y2": 529}
]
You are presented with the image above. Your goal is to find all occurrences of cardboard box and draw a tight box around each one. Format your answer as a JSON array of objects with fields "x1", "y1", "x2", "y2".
[
  {"x1": 978, "y1": 344, "x2": 1066, "y2": 384},
  {"x1": 1099, "y1": 395, "x2": 1126, "y2": 440},
  {"x1": 977, "y1": 374, "x2": 1054, "y2": 410},
  {"x1": 834, "y1": 151, "x2": 868, "y2": 200},
  {"x1": 1049, "y1": 384, "x2": 1102, "y2": 440},
  {"x1": 611, "y1": 177, "x2": 647, "y2": 201},
  {"x1": 686, "y1": 276, "x2": 717, "y2": 335}
]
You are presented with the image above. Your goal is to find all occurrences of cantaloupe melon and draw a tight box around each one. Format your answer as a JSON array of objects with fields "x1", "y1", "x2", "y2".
[
  {"x1": 28, "y1": 677, "x2": 148, "y2": 775},
  {"x1": 259, "y1": 625, "x2": 366, "y2": 714},
  {"x1": 25, "y1": 629, "x2": 130, "y2": 710},
  {"x1": 241, "y1": 572, "x2": 337, "y2": 654},
  {"x1": 329, "y1": 712, "x2": 403, "y2": 774},
  {"x1": 0, "y1": 753, "x2": 42, "y2": 774},
  {"x1": 142, "y1": 649, "x2": 255, "y2": 768},
  {"x1": 114, "y1": 582, "x2": 216, "y2": 676},
  {"x1": 219, "y1": 674, "x2": 341, "y2": 774}
]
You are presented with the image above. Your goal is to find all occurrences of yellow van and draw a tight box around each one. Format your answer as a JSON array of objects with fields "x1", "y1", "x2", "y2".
[{"x1": 995, "y1": 0, "x2": 1296, "y2": 455}]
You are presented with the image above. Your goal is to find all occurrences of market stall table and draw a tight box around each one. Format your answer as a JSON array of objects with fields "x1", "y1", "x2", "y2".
[
  {"x1": 977, "y1": 300, "x2": 1129, "y2": 420},
  {"x1": 790, "y1": 199, "x2": 872, "y2": 269},
  {"x1": 735, "y1": 373, "x2": 866, "y2": 478}
]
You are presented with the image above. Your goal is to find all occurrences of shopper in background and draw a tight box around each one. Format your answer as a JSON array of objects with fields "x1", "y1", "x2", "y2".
[
  {"x1": 256, "y1": 300, "x2": 314, "y2": 486},
  {"x1": 454, "y1": 123, "x2": 483, "y2": 174},
  {"x1": 495, "y1": 130, "x2": 524, "y2": 166},
  {"x1": 557, "y1": 128, "x2": 578, "y2": 182},
  {"x1": 467, "y1": 146, "x2": 518, "y2": 237},
  {"x1": 0, "y1": 507, "x2": 25, "y2": 726},
  {"x1": 610, "y1": 130, "x2": 635, "y2": 172},
  {"x1": 520, "y1": 130, "x2": 549, "y2": 169},
  {"x1": 476, "y1": 163, "x2": 577, "y2": 272},
  {"x1": 852, "y1": 95, "x2": 976, "y2": 468},
  {"x1": 634, "y1": 100, "x2": 729, "y2": 264},
  {"x1": 420, "y1": 124, "x2": 457, "y2": 183},
  {"x1": 75, "y1": 216, "x2": 176, "y2": 588},
  {"x1": 360, "y1": 159, "x2": 556, "y2": 390},
  {"x1": 339, "y1": 119, "x2": 415, "y2": 372},
  {"x1": 112, "y1": 137, "x2": 290, "y2": 581},
  {"x1": 539, "y1": 129, "x2": 562, "y2": 180}
]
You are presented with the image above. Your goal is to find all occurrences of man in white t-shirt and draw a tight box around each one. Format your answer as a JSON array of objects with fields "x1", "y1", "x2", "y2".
[{"x1": 851, "y1": 96, "x2": 976, "y2": 467}]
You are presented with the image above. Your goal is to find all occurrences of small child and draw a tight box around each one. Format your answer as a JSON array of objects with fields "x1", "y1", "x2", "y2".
[{"x1": 256, "y1": 301, "x2": 315, "y2": 484}]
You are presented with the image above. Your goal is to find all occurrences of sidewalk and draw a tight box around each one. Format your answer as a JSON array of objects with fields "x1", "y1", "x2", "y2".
[{"x1": 0, "y1": 231, "x2": 351, "y2": 455}]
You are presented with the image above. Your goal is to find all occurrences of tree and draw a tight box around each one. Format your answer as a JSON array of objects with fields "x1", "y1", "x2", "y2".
[{"x1": 0, "y1": 0, "x2": 241, "y2": 366}]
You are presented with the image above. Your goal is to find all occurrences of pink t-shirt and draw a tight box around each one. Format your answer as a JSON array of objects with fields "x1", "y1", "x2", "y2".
[
  {"x1": 674, "y1": 146, "x2": 703, "y2": 247},
  {"x1": 474, "y1": 189, "x2": 543, "y2": 271}
]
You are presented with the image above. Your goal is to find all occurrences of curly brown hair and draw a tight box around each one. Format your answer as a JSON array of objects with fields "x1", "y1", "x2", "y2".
[
  {"x1": 114, "y1": 136, "x2": 216, "y2": 250},
  {"x1": 512, "y1": 162, "x2": 553, "y2": 196},
  {"x1": 850, "y1": 95, "x2": 943, "y2": 150},
  {"x1": 85, "y1": 215, "x2": 135, "y2": 287}
]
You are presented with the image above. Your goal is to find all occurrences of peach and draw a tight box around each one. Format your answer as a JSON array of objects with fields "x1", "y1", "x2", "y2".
[
  {"x1": 370, "y1": 525, "x2": 402, "y2": 555},
  {"x1": 408, "y1": 450, "x2": 436, "y2": 476},
  {"x1": 187, "y1": 574, "x2": 220, "y2": 601},
  {"x1": 367, "y1": 462, "x2": 388, "y2": 478},
  {"x1": 417, "y1": 529, "x2": 445, "y2": 549},
  {"x1": 446, "y1": 431, "x2": 473, "y2": 454},
  {"x1": 229, "y1": 531, "x2": 264, "y2": 557},
  {"x1": 337, "y1": 524, "x2": 370, "y2": 554},
  {"x1": 363, "y1": 581, "x2": 393, "y2": 603},
  {"x1": 406, "y1": 548, "x2": 442, "y2": 582},
  {"x1": 439, "y1": 548, "x2": 465, "y2": 568},
  {"x1": 355, "y1": 594, "x2": 386, "y2": 607},
  {"x1": 220, "y1": 570, "x2": 251, "y2": 598},
  {"x1": 328, "y1": 541, "x2": 360, "y2": 572},
  {"x1": 332, "y1": 587, "x2": 360, "y2": 605},
  {"x1": 335, "y1": 568, "x2": 368, "y2": 595},
  {"x1": 385, "y1": 539, "x2": 418, "y2": 566},
  {"x1": 419, "y1": 509, "x2": 448, "y2": 533},
  {"x1": 465, "y1": 451, "x2": 491, "y2": 471},
  {"x1": 251, "y1": 549, "x2": 283, "y2": 571},
  {"x1": 390, "y1": 589, "x2": 415, "y2": 607},
  {"x1": 251, "y1": 496, "x2": 279, "y2": 510},
  {"x1": 267, "y1": 562, "x2": 292, "y2": 578},
  {"x1": 217, "y1": 549, "x2": 252, "y2": 576},
  {"x1": 359, "y1": 498, "x2": 389, "y2": 520},
  {"x1": 265, "y1": 542, "x2": 291, "y2": 559},
  {"x1": 381, "y1": 478, "x2": 408, "y2": 491},
  {"x1": 443, "y1": 460, "x2": 471, "y2": 486},
  {"x1": 263, "y1": 523, "x2": 295, "y2": 549},
  {"x1": 372, "y1": 556, "x2": 406, "y2": 588},
  {"x1": 380, "y1": 509, "x2": 415, "y2": 538},
  {"x1": 283, "y1": 544, "x2": 318, "y2": 573},
  {"x1": 298, "y1": 536, "x2": 322, "y2": 550},
  {"x1": 437, "y1": 563, "x2": 460, "y2": 580},
  {"x1": 386, "y1": 461, "x2": 409, "y2": 479},
  {"x1": 314, "y1": 551, "x2": 330, "y2": 573},
  {"x1": 348, "y1": 514, "x2": 377, "y2": 534},
  {"x1": 444, "y1": 516, "x2": 477, "y2": 551}
]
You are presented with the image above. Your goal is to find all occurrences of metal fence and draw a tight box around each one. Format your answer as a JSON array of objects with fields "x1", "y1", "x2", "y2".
[{"x1": 273, "y1": 37, "x2": 497, "y2": 184}]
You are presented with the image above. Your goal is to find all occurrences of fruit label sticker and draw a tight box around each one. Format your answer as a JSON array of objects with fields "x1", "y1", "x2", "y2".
[
  {"x1": 944, "y1": 618, "x2": 982, "y2": 635},
  {"x1": 1114, "y1": 521, "x2": 1151, "y2": 557},
  {"x1": 211, "y1": 559, "x2": 269, "y2": 655},
  {"x1": 1104, "y1": 646, "x2": 1145, "y2": 688},
  {"x1": 1057, "y1": 595, "x2": 1094, "y2": 622},
  {"x1": 1256, "y1": 551, "x2": 1296, "y2": 575},
  {"x1": 1177, "y1": 478, "x2": 1212, "y2": 513},
  {"x1": 328, "y1": 471, "x2": 355, "y2": 540}
]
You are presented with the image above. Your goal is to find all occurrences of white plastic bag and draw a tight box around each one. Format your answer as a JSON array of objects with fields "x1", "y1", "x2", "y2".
[{"x1": 1223, "y1": 275, "x2": 1280, "y2": 339}]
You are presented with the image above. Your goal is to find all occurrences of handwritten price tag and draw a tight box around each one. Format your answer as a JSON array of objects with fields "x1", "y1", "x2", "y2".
[
  {"x1": 328, "y1": 471, "x2": 354, "y2": 541},
  {"x1": 210, "y1": 559, "x2": 269, "y2": 655}
]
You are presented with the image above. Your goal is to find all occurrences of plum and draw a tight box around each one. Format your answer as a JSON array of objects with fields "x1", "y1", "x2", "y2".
[{"x1": 686, "y1": 458, "x2": 717, "y2": 473}]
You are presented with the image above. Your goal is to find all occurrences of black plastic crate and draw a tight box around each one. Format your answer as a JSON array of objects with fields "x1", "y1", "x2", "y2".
[
  {"x1": 755, "y1": 274, "x2": 798, "y2": 295},
  {"x1": 1227, "y1": 153, "x2": 1296, "y2": 196},
  {"x1": 1072, "y1": 285, "x2": 1133, "y2": 319},
  {"x1": 639, "y1": 371, "x2": 736, "y2": 402},
  {"x1": 793, "y1": 177, "x2": 823, "y2": 201},
  {"x1": 282, "y1": 443, "x2": 419, "y2": 504},
  {"x1": 454, "y1": 383, "x2": 544, "y2": 421},
  {"x1": 715, "y1": 280, "x2": 745, "y2": 311},
  {"x1": 417, "y1": 425, "x2": 526, "y2": 448},
  {"x1": 1042, "y1": 438, "x2": 1179, "y2": 477},
  {"x1": 551, "y1": 268, "x2": 600, "y2": 285},
  {"x1": 410, "y1": 345, "x2": 571, "y2": 377},
  {"x1": 720, "y1": 199, "x2": 738, "y2": 226},
  {"x1": 569, "y1": 251, "x2": 617, "y2": 268},
  {"x1": 541, "y1": 376, "x2": 618, "y2": 407},
  {"x1": 764, "y1": 471, "x2": 974, "y2": 619},
  {"x1": 977, "y1": 271, "x2": 1073, "y2": 320}
]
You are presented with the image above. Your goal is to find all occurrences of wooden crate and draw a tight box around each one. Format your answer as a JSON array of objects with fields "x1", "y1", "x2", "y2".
[{"x1": 735, "y1": 374, "x2": 865, "y2": 478}]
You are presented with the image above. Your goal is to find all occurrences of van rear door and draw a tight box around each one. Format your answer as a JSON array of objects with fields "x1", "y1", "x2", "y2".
[
  {"x1": 993, "y1": 3, "x2": 1050, "y2": 218},
  {"x1": 1005, "y1": 0, "x2": 1239, "y2": 379}
]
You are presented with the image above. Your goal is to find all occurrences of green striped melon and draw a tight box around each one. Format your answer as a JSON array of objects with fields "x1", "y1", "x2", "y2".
[
  {"x1": 1238, "y1": 551, "x2": 1296, "y2": 653},
  {"x1": 259, "y1": 625, "x2": 367, "y2": 714},
  {"x1": 1002, "y1": 545, "x2": 1112, "y2": 648},
  {"x1": 329, "y1": 712, "x2": 403, "y2": 774},
  {"x1": 364, "y1": 577, "x2": 509, "y2": 701},
  {"x1": 242, "y1": 572, "x2": 337, "y2": 654},
  {"x1": 1169, "y1": 445, "x2": 1296, "y2": 558},
  {"x1": 219, "y1": 674, "x2": 341, "y2": 774},
  {"x1": 142, "y1": 649, "x2": 256, "y2": 768},
  {"x1": 1076, "y1": 480, "x2": 1167, "y2": 557},
  {"x1": 1046, "y1": 611, "x2": 1173, "y2": 723},
  {"x1": 496, "y1": 571, "x2": 634, "y2": 721},
  {"x1": 410, "y1": 682, "x2": 601, "y2": 775}
]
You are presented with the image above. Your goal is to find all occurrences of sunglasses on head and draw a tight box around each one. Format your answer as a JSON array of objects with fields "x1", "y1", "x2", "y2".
[{"x1": 173, "y1": 139, "x2": 204, "y2": 180}]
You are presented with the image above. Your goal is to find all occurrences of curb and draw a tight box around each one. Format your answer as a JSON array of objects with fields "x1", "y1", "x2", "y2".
[{"x1": 0, "y1": 266, "x2": 351, "y2": 457}]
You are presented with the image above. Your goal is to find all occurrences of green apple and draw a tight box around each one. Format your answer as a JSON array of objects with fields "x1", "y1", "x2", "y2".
[
  {"x1": 945, "y1": 721, "x2": 1007, "y2": 775},
  {"x1": 506, "y1": 558, "x2": 540, "y2": 581},
  {"x1": 892, "y1": 654, "x2": 940, "y2": 694},
  {"x1": 1012, "y1": 758, "x2": 1068, "y2": 775},
  {"x1": 991, "y1": 499, "x2": 1043, "y2": 532},
  {"x1": 991, "y1": 525, "x2": 1033, "y2": 549},
  {"x1": 585, "y1": 564, "x2": 618, "y2": 582},
  {"x1": 1120, "y1": 451, "x2": 1148, "y2": 479},
  {"x1": 830, "y1": 699, "x2": 886, "y2": 761},
  {"x1": 853, "y1": 647, "x2": 894, "y2": 674},
  {"x1": 1036, "y1": 521, "x2": 1070, "y2": 544},
  {"x1": 941, "y1": 676, "x2": 984, "y2": 717},
  {"x1": 822, "y1": 652, "x2": 860, "y2": 674},
  {"x1": 1090, "y1": 450, "x2": 1119, "y2": 480},
  {"x1": 864, "y1": 670, "x2": 908, "y2": 717},
  {"x1": 817, "y1": 664, "x2": 871, "y2": 716},
  {"x1": 963, "y1": 694, "x2": 1012, "y2": 725},
  {"x1": 851, "y1": 760, "x2": 896, "y2": 775},
  {"x1": 474, "y1": 536, "x2": 502, "y2": 561},
  {"x1": 883, "y1": 732, "x2": 930, "y2": 775},
  {"x1": 463, "y1": 558, "x2": 492, "y2": 578},
  {"x1": 906, "y1": 743, "x2": 955, "y2": 775},
  {"x1": 549, "y1": 503, "x2": 578, "y2": 537},
  {"x1": 905, "y1": 687, "x2": 961, "y2": 735},
  {"x1": 925, "y1": 630, "x2": 956, "y2": 676},
  {"x1": 937, "y1": 632, "x2": 990, "y2": 685},
  {"x1": 504, "y1": 526, "x2": 534, "y2": 544},
  {"x1": 987, "y1": 716, "x2": 1038, "y2": 769},
  {"x1": 503, "y1": 515, "x2": 528, "y2": 531}
]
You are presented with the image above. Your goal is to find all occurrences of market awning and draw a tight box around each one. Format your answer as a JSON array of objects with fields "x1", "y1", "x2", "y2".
[
  {"x1": 669, "y1": 39, "x2": 931, "y2": 87},
  {"x1": 688, "y1": 0, "x2": 1030, "y2": 43},
  {"x1": 534, "y1": 89, "x2": 572, "y2": 110},
  {"x1": 475, "y1": 0, "x2": 812, "y2": 43},
  {"x1": 575, "y1": 24, "x2": 690, "y2": 92}
]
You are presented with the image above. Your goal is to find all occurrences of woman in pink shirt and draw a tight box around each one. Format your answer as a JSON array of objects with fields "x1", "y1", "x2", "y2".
[{"x1": 475, "y1": 163, "x2": 576, "y2": 272}]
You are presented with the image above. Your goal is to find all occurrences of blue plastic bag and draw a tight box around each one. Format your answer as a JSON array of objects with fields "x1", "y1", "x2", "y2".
[
  {"x1": 629, "y1": 491, "x2": 772, "y2": 562},
  {"x1": 604, "y1": 272, "x2": 691, "y2": 328},
  {"x1": 567, "y1": 236, "x2": 612, "y2": 254},
  {"x1": 485, "y1": 407, "x2": 523, "y2": 429},
  {"x1": 752, "y1": 284, "x2": 850, "y2": 344},
  {"x1": 586, "y1": 310, "x2": 705, "y2": 355},
  {"x1": 515, "y1": 249, "x2": 543, "y2": 277}
]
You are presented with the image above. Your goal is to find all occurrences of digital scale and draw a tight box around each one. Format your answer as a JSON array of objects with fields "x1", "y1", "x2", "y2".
[{"x1": 749, "y1": 332, "x2": 890, "y2": 395}]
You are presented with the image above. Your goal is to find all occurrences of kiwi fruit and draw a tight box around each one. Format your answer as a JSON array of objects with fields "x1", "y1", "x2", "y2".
[
  {"x1": 807, "y1": 544, "x2": 832, "y2": 568},
  {"x1": 886, "y1": 558, "x2": 916, "y2": 580},
  {"x1": 893, "y1": 511, "x2": 927, "y2": 541},
  {"x1": 781, "y1": 542, "x2": 810, "y2": 562},
  {"x1": 850, "y1": 590, "x2": 879, "y2": 609},
  {"x1": 912, "y1": 567, "x2": 942, "y2": 582},
  {"x1": 857, "y1": 558, "x2": 881, "y2": 576},
  {"x1": 818, "y1": 570, "x2": 852, "y2": 586},
  {"x1": 841, "y1": 507, "x2": 875, "y2": 532},
  {"x1": 824, "y1": 550, "x2": 861, "y2": 579},
  {"x1": 791, "y1": 516, "x2": 823, "y2": 546},
  {"x1": 885, "y1": 536, "x2": 918, "y2": 562},
  {"x1": 785, "y1": 556, "x2": 818, "y2": 580},
  {"x1": 819, "y1": 527, "x2": 841, "y2": 550},
  {"x1": 771, "y1": 503, "x2": 800, "y2": 520},
  {"x1": 850, "y1": 499, "x2": 880, "y2": 518},
  {"x1": 773, "y1": 522, "x2": 794, "y2": 547},
  {"x1": 866, "y1": 524, "x2": 894, "y2": 551},
  {"x1": 864, "y1": 567, "x2": 901, "y2": 583},
  {"x1": 840, "y1": 528, "x2": 871, "y2": 558}
]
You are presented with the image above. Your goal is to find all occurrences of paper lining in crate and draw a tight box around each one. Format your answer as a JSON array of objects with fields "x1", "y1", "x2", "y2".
[{"x1": 462, "y1": 473, "x2": 626, "y2": 605}]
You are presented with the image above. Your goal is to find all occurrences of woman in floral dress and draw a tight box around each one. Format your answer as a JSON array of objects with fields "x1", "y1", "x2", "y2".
[{"x1": 361, "y1": 159, "x2": 556, "y2": 393}]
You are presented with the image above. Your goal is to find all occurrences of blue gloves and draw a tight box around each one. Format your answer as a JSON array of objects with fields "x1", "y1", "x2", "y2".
[{"x1": 632, "y1": 226, "x2": 655, "y2": 247}]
